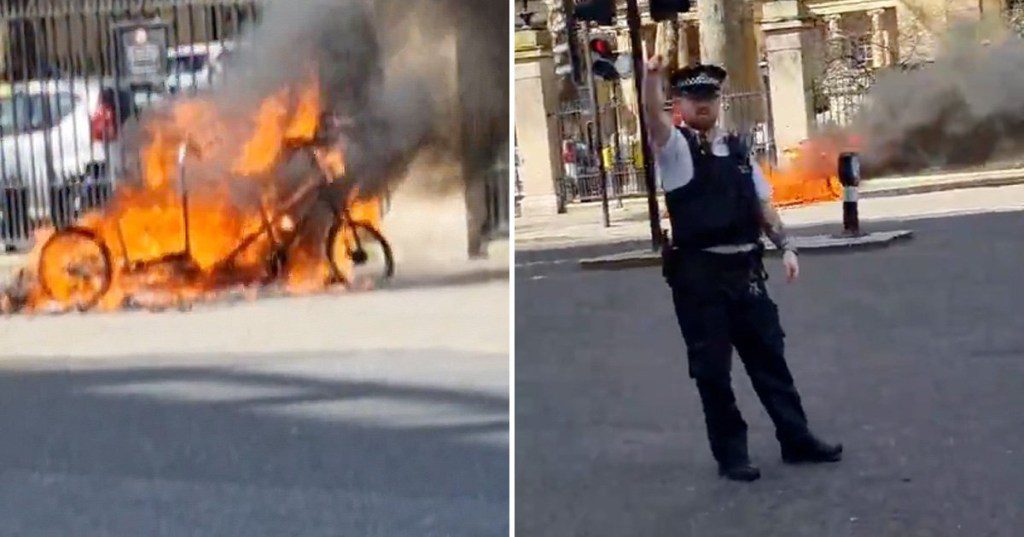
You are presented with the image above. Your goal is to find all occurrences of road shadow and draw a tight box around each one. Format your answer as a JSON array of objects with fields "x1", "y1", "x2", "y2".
[{"x1": 0, "y1": 350, "x2": 508, "y2": 537}]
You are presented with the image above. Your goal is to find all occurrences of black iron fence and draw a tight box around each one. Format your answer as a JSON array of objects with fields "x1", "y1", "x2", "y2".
[
  {"x1": 814, "y1": 86, "x2": 870, "y2": 129},
  {"x1": 560, "y1": 161, "x2": 646, "y2": 204},
  {"x1": 554, "y1": 88, "x2": 775, "y2": 206},
  {"x1": 483, "y1": 151, "x2": 510, "y2": 239},
  {"x1": 554, "y1": 93, "x2": 652, "y2": 206},
  {"x1": 721, "y1": 90, "x2": 775, "y2": 165},
  {"x1": 810, "y1": 36, "x2": 877, "y2": 132},
  {"x1": 1, "y1": 0, "x2": 261, "y2": 249},
  {"x1": 514, "y1": 142, "x2": 523, "y2": 217}
]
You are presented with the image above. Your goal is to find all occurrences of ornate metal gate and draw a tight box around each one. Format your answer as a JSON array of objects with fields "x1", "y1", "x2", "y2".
[{"x1": 810, "y1": 34, "x2": 878, "y2": 130}]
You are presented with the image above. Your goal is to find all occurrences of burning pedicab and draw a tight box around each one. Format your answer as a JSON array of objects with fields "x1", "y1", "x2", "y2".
[{"x1": 28, "y1": 93, "x2": 395, "y2": 313}]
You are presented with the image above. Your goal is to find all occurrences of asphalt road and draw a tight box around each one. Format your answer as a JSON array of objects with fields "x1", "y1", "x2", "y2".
[
  {"x1": 516, "y1": 211, "x2": 1024, "y2": 537},
  {"x1": 0, "y1": 279, "x2": 509, "y2": 536}
]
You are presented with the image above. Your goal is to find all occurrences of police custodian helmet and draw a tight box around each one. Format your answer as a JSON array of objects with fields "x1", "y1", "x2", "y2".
[{"x1": 669, "y1": 64, "x2": 727, "y2": 99}]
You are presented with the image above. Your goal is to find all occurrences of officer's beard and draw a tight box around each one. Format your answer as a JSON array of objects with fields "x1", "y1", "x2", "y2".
[
  {"x1": 679, "y1": 100, "x2": 720, "y2": 132},
  {"x1": 682, "y1": 113, "x2": 718, "y2": 132}
]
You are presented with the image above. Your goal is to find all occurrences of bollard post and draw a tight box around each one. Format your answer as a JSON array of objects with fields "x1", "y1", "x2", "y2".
[{"x1": 837, "y1": 152, "x2": 862, "y2": 237}]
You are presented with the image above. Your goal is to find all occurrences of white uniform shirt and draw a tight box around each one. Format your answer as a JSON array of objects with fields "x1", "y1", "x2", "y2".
[{"x1": 654, "y1": 127, "x2": 772, "y2": 200}]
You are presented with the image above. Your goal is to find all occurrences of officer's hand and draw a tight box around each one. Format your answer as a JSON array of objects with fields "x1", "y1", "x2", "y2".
[
  {"x1": 783, "y1": 250, "x2": 799, "y2": 283},
  {"x1": 646, "y1": 54, "x2": 665, "y2": 74}
]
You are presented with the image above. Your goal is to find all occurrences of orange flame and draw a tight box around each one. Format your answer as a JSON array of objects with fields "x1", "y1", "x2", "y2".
[
  {"x1": 7, "y1": 68, "x2": 386, "y2": 314},
  {"x1": 760, "y1": 135, "x2": 859, "y2": 208}
]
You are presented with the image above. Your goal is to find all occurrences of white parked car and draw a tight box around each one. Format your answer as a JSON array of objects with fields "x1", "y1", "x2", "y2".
[
  {"x1": 164, "y1": 41, "x2": 232, "y2": 95},
  {"x1": 1, "y1": 79, "x2": 129, "y2": 231}
]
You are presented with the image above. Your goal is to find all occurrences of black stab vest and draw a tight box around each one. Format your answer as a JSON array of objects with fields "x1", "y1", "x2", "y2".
[{"x1": 664, "y1": 127, "x2": 762, "y2": 250}]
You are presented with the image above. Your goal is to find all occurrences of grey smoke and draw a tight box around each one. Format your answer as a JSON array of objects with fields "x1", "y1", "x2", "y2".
[
  {"x1": 140, "y1": 0, "x2": 507, "y2": 197},
  {"x1": 854, "y1": 30, "x2": 1024, "y2": 176}
]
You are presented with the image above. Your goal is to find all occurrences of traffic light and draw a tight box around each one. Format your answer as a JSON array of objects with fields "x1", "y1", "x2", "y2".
[
  {"x1": 649, "y1": 0, "x2": 691, "y2": 22},
  {"x1": 549, "y1": 0, "x2": 582, "y2": 83},
  {"x1": 589, "y1": 37, "x2": 619, "y2": 81},
  {"x1": 574, "y1": 0, "x2": 616, "y2": 26}
]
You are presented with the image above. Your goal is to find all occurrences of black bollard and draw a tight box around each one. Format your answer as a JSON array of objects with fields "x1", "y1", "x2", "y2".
[{"x1": 837, "y1": 152, "x2": 862, "y2": 237}]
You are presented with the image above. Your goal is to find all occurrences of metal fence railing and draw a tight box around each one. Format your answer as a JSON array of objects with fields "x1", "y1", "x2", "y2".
[
  {"x1": 720, "y1": 91, "x2": 766, "y2": 134},
  {"x1": 555, "y1": 91, "x2": 654, "y2": 206},
  {"x1": 551, "y1": 89, "x2": 776, "y2": 206},
  {"x1": 721, "y1": 90, "x2": 776, "y2": 166},
  {"x1": 483, "y1": 154, "x2": 510, "y2": 239},
  {"x1": 810, "y1": 38, "x2": 876, "y2": 132},
  {"x1": 1, "y1": 0, "x2": 262, "y2": 250},
  {"x1": 558, "y1": 161, "x2": 649, "y2": 205},
  {"x1": 513, "y1": 143, "x2": 523, "y2": 217},
  {"x1": 549, "y1": 85, "x2": 778, "y2": 207},
  {"x1": 815, "y1": 89, "x2": 869, "y2": 129}
]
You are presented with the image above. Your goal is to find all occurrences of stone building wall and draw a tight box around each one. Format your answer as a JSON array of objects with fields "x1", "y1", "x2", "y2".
[{"x1": 513, "y1": 0, "x2": 1021, "y2": 210}]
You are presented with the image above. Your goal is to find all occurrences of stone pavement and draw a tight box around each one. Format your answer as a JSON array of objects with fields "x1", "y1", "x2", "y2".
[{"x1": 516, "y1": 181, "x2": 1024, "y2": 253}]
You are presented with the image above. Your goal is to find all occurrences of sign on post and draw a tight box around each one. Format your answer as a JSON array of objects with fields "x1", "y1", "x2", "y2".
[{"x1": 112, "y1": 20, "x2": 169, "y2": 87}]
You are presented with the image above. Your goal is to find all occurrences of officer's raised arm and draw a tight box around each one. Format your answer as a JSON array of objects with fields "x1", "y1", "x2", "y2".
[{"x1": 642, "y1": 55, "x2": 673, "y2": 150}]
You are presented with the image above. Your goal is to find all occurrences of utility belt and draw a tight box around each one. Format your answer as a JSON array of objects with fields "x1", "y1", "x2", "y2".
[{"x1": 661, "y1": 236, "x2": 768, "y2": 290}]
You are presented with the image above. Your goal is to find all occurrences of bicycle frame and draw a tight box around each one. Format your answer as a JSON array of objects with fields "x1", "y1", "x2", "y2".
[
  {"x1": 111, "y1": 143, "x2": 342, "y2": 278},
  {"x1": 34, "y1": 134, "x2": 394, "y2": 312}
]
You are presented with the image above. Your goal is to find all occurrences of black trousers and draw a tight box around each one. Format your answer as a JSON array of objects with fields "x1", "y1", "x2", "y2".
[{"x1": 666, "y1": 249, "x2": 813, "y2": 466}]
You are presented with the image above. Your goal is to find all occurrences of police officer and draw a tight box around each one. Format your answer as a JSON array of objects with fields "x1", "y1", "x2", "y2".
[{"x1": 643, "y1": 57, "x2": 842, "y2": 482}]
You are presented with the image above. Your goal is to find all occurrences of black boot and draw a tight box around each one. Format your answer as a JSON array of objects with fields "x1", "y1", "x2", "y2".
[
  {"x1": 781, "y1": 436, "x2": 843, "y2": 464},
  {"x1": 718, "y1": 462, "x2": 761, "y2": 482}
]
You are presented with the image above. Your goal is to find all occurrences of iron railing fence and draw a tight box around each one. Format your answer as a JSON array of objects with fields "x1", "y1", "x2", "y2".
[
  {"x1": 554, "y1": 93, "x2": 653, "y2": 206},
  {"x1": 483, "y1": 151, "x2": 510, "y2": 239},
  {"x1": 562, "y1": 162, "x2": 646, "y2": 203},
  {"x1": 721, "y1": 90, "x2": 775, "y2": 165},
  {"x1": 553, "y1": 89, "x2": 775, "y2": 206},
  {"x1": 513, "y1": 142, "x2": 523, "y2": 217},
  {"x1": 1, "y1": 0, "x2": 262, "y2": 249},
  {"x1": 814, "y1": 88, "x2": 870, "y2": 129},
  {"x1": 810, "y1": 34, "x2": 878, "y2": 132}
]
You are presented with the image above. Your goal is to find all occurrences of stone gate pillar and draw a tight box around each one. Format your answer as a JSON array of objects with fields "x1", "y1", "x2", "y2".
[
  {"x1": 760, "y1": 0, "x2": 817, "y2": 163},
  {"x1": 514, "y1": 29, "x2": 563, "y2": 215}
]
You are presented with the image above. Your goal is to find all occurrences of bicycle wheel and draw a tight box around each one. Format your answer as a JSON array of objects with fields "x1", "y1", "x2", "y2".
[
  {"x1": 37, "y1": 227, "x2": 113, "y2": 311},
  {"x1": 325, "y1": 220, "x2": 394, "y2": 289}
]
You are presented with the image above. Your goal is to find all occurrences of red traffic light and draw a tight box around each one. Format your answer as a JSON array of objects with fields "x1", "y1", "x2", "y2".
[{"x1": 589, "y1": 38, "x2": 614, "y2": 58}]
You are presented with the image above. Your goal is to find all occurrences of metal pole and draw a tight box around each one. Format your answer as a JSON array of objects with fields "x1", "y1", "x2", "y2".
[
  {"x1": 610, "y1": 81, "x2": 624, "y2": 209},
  {"x1": 32, "y1": 18, "x2": 60, "y2": 228},
  {"x1": 759, "y1": 61, "x2": 778, "y2": 168},
  {"x1": 625, "y1": 0, "x2": 662, "y2": 249},
  {"x1": 581, "y1": 23, "x2": 610, "y2": 228},
  {"x1": 178, "y1": 143, "x2": 191, "y2": 254}
]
